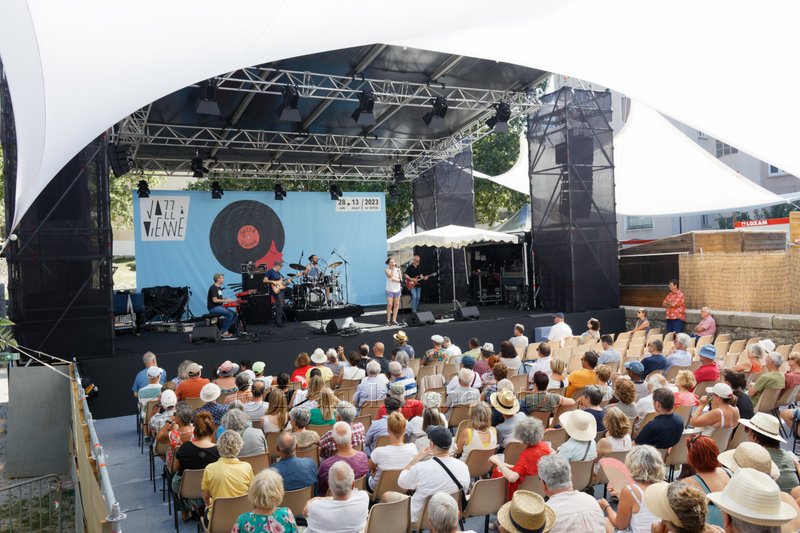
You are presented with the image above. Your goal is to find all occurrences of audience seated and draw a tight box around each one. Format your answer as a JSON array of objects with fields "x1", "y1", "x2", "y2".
[
  {"x1": 309, "y1": 388, "x2": 338, "y2": 425},
  {"x1": 388, "y1": 360, "x2": 417, "y2": 397},
  {"x1": 306, "y1": 348, "x2": 335, "y2": 382},
  {"x1": 393, "y1": 351, "x2": 415, "y2": 380},
  {"x1": 635, "y1": 388, "x2": 684, "y2": 449},
  {"x1": 354, "y1": 361, "x2": 389, "y2": 407},
  {"x1": 490, "y1": 417, "x2": 551, "y2": 497},
  {"x1": 735, "y1": 343, "x2": 764, "y2": 374},
  {"x1": 480, "y1": 360, "x2": 506, "y2": 401},
  {"x1": 201, "y1": 430, "x2": 253, "y2": 522},
  {"x1": 393, "y1": 330, "x2": 416, "y2": 359},
  {"x1": 509, "y1": 323, "x2": 529, "y2": 354},
  {"x1": 375, "y1": 383, "x2": 424, "y2": 421},
  {"x1": 596, "y1": 406, "x2": 632, "y2": 456},
  {"x1": 748, "y1": 352, "x2": 785, "y2": 405},
  {"x1": 497, "y1": 490, "x2": 555, "y2": 533},
  {"x1": 242, "y1": 380, "x2": 268, "y2": 421},
  {"x1": 368, "y1": 412, "x2": 417, "y2": 490},
  {"x1": 521, "y1": 343, "x2": 552, "y2": 383},
  {"x1": 270, "y1": 432, "x2": 318, "y2": 492},
  {"x1": 196, "y1": 383, "x2": 228, "y2": 426},
  {"x1": 594, "y1": 364, "x2": 613, "y2": 402},
  {"x1": 598, "y1": 445, "x2": 664, "y2": 532},
  {"x1": 548, "y1": 312, "x2": 573, "y2": 345},
  {"x1": 597, "y1": 335, "x2": 620, "y2": 367},
  {"x1": 443, "y1": 336, "x2": 462, "y2": 361},
  {"x1": 538, "y1": 453, "x2": 604, "y2": 533},
  {"x1": 442, "y1": 369, "x2": 480, "y2": 416},
  {"x1": 665, "y1": 333, "x2": 693, "y2": 372},
  {"x1": 446, "y1": 356, "x2": 482, "y2": 393},
  {"x1": 462, "y1": 337, "x2": 481, "y2": 360},
  {"x1": 491, "y1": 389, "x2": 526, "y2": 447},
  {"x1": 498, "y1": 340, "x2": 522, "y2": 373},
  {"x1": 689, "y1": 383, "x2": 739, "y2": 435},
  {"x1": 454, "y1": 402, "x2": 497, "y2": 460},
  {"x1": 138, "y1": 366, "x2": 166, "y2": 414},
  {"x1": 319, "y1": 401, "x2": 365, "y2": 459},
  {"x1": 423, "y1": 334, "x2": 449, "y2": 366},
  {"x1": 371, "y1": 342, "x2": 391, "y2": 375},
  {"x1": 306, "y1": 460, "x2": 369, "y2": 533},
  {"x1": 149, "y1": 389, "x2": 178, "y2": 435},
  {"x1": 644, "y1": 480, "x2": 717, "y2": 533},
  {"x1": 317, "y1": 421, "x2": 368, "y2": 495},
  {"x1": 232, "y1": 469, "x2": 298, "y2": 533},
  {"x1": 741, "y1": 412, "x2": 799, "y2": 494},
  {"x1": 632, "y1": 308, "x2": 651, "y2": 334},
  {"x1": 342, "y1": 350, "x2": 366, "y2": 380},
  {"x1": 426, "y1": 492, "x2": 468, "y2": 533},
  {"x1": 674, "y1": 370, "x2": 699, "y2": 407},
  {"x1": 707, "y1": 468, "x2": 797, "y2": 532},
  {"x1": 156, "y1": 401, "x2": 193, "y2": 466},
  {"x1": 682, "y1": 435, "x2": 730, "y2": 528},
  {"x1": 365, "y1": 396, "x2": 403, "y2": 453},
  {"x1": 635, "y1": 373, "x2": 670, "y2": 421},
  {"x1": 565, "y1": 351, "x2": 598, "y2": 398},
  {"x1": 262, "y1": 388, "x2": 290, "y2": 432},
  {"x1": 172, "y1": 411, "x2": 219, "y2": 520},
  {"x1": 641, "y1": 339, "x2": 667, "y2": 378},
  {"x1": 624, "y1": 360, "x2": 649, "y2": 401},
  {"x1": 289, "y1": 406, "x2": 320, "y2": 450},
  {"x1": 293, "y1": 373, "x2": 325, "y2": 408},
  {"x1": 132, "y1": 351, "x2": 166, "y2": 398},
  {"x1": 610, "y1": 377, "x2": 640, "y2": 419},
  {"x1": 212, "y1": 360, "x2": 239, "y2": 393},
  {"x1": 176, "y1": 362, "x2": 210, "y2": 401},
  {"x1": 578, "y1": 385, "x2": 606, "y2": 432},
  {"x1": 291, "y1": 352, "x2": 313, "y2": 387},
  {"x1": 557, "y1": 409, "x2": 598, "y2": 461},
  {"x1": 275, "y1": 372, "x2": 298, "y2": 405},
  {"x1": 693, "y1": 345, "x2": 720, "y2": 385},
  {"x1": 408, "y1": 392, "x2": 447, "y2": 443},
  {"x1": 217, "y1": 408, "x2": 267, "y2": 457},
  {"x1": 579, "y1": 318, "x2": 601, "y2": 345}
]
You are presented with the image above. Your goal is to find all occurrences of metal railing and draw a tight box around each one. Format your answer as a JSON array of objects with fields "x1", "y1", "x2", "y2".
[{"x1": 0, "y1": 475, "x2": 64, "y2": 532}]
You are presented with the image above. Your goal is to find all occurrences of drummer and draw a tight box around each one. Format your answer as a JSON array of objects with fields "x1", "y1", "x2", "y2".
[{"x1": 304, "y1": 255, "x2": 323, "y2": 280}]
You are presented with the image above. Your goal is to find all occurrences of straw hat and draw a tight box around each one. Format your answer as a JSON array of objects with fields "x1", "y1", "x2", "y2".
[
  {"x1": 643, "y1": 482, "x2": 682, "y2": 527},
  {"x1": 559, "y1": 410, "x2": 597, "y2": 441},
  {"x1": 739, "y1": 412, "x2": 786, "y2": 443},
  {"x1": 310, "y1": 348, "x2": 327, "y2": 364},
  {"x1": 393, "y1": 330, "x2": 408, "y2": 342},
  {"x1": 200, "y1": 383, "x2": 221, "y2": 403},
  {"x1": 490, "y1": 389, "x2": 520, "y2": 416},
  {"x1": 497, "y1": 490, "x2": 555, "y2": 533},
  {"x1": 707, "y1": 468, "x2": 797, "y2": 527},
  {"x1": 718, "y1": 442, "x2": 780, "y2": 480}
]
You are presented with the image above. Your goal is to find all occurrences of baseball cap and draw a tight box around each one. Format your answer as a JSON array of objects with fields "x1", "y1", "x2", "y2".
[
  {"x1": 553, "y1": 312, "x2": 565, "y2": 319},
  {"x1": 625, "y1": 360, "x2": 645, "y2": 375},
  {"x1": 187, "y1": 363, "x2": 202, "y2": 376},
  {"x1": 461, "y1": 355, "x2": 476, "y2": 368},
  {"x1": 481, "y1": 342, "x2": 494, "y2": 352},
  {"x1": 706, "y1": 382, "x2": 734, "y2": 399},
  {"x1": 146, "y1": 366, "x2": 162, "y2": 378},
  {"x1": 426, "y1": 426, "x2": 453, "y2": 449},
  {"x1": 160, "y1": 389, "x2": 177, "y2": 408},
  {"x1": 252, "y1": 361, "x2": 265, "y2": 374},
  {"x1": 431, "y1": 334, "x2": 444, "y2": 344}
]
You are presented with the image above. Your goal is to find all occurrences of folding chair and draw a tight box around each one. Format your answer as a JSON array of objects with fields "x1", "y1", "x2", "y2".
[
  {"x1": 709, "y1": 426, "x2": 735, "y2": 452},
  {"x1": 727, "y1": 424, "x2": 749, "y2": 451},
  {"x1": 335, "y1": 387, "x2": 356, "y2": 403},
  {"x1": 664, "y1": 433, "x2": 691, "y2": 481},
  {"x1": 569, "y1": 460, "x2": 595, "y2": 492},
  {"x1": 464, "y1": 448, "x2": 497, "y2": 479},
  {"x1": 296, "y1": 445, "x2": 319, "y2": 466},
  {"x1": 415, "y1": 491, "x2": 462, "y2": 532},
  {"x1": 503, "y1": 441, "x2": 525, "y2": 465},
  {"x1": 174, "y1": 469, "x2": 203, "y2": 533},
  {"x1": 463, "y1": 478, "x2": 507, "y2": 533},
  {"x1": 372, "y1": 469, "x2": 404, "y2": 502},
  {"x1": 239, "y1": 452, "x2": 271, "y2": 475},
  {"x1": 509, "y1": 374, "x2": 528, "y2": 393},
  {"x1": 632, "y1": 412, "x2": 658, "y2": 439},
  {"x1": 364, "y1": 495, "x2": 411, "y2": 533},
  {"x1": 543, "y1": 428, "x2": 568, "y2": 450},
  {"x1": 755, "y1": 387, "x2": 783, "y2": 414},
  {"x1": 280, "y1": 484, "x2": 315, "y2": 520},
  {"x1": 447, "y1": 405, "x2": 472, "y2": 430},
  {"x1": 518, "y1": 474, "x2": 545, "y2": 496},
  {"x1": 201, "y1": 495, "x2": 251, "y2": 533},
  {"x1": 265, "y1": 431, "x2": 283, "y2": 460}
]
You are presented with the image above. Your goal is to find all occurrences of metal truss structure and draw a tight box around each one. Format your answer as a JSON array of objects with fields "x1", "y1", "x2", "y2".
[{"x1": 110, "y1": 56, "x2": 543, "y2": 182}]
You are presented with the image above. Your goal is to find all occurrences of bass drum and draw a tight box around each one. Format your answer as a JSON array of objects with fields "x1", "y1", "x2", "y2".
[
  {"x1": 306, "y1": 288, "x2": 326, "y2": 308},
  {"x1": 290, "y1": 284, "x2": 307, "y2": 308}
]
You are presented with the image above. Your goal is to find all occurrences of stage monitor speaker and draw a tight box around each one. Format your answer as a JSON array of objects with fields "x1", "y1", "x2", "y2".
[
  {"x1": 191, "y1": 325, "x2": 219, "y2": 343},
  {"x1": 326, "y1": 317, "x2": 355, "y2": 334},
  {"x1": 408, "y1": 311, "x2": 435, "y2": 327},
  {"x1": 242, "y1": 273, "x2": 266, "y2": 293},
  {"x1": 454, "y1": 306, "x2": 480, "y2": 321}
]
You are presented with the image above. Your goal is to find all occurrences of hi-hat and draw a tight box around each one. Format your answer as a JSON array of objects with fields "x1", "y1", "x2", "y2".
[{"x1": 328, "y1": 261, "x2": 343, "y2": 269}]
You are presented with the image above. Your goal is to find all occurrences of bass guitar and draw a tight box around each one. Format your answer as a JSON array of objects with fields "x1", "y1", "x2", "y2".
[{"x1": 405, "y1": 272, "x2": 437, "y2": 290}]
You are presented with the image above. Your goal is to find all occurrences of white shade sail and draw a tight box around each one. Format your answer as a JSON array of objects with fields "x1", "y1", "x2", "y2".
[
  {"x1": 2, "y1": 0, "x2": 800, "y2": 228},
  {"x1": 390, "y1": 224, "x2": 518, "y2": 251}
]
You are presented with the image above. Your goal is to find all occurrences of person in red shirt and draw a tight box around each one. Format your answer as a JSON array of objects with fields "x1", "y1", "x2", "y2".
[
  {"x1": 290, "y1": 352, "x2": 314, "y2": 389},
  {"x1": 175, "y1": 362, "x2": 210, "y2": 400},
  {"x1": 662, "y1": 278, "x2": 686, "y2": 334},
  {"x1": 693, "y1": 345, "x2": 720, "y2": 390},
  {"x1": 374, "y1": 383, "x2": 423, "y2": 420},
  {"x1": 489, "y1": 417, "x2": 552, "y2": 498}
]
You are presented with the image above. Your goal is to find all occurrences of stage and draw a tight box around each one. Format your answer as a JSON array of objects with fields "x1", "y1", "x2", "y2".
[{"x1": 79, "y1": 305, "x2": 625, "y2": 419}]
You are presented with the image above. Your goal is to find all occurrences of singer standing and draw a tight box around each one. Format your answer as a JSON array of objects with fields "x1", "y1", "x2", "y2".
[
  {"x1": 207, "y1": 273, "x2": 237, "y2": 338},
  {"x1": 385, "y1": 257, "x2": 402, "y2": 326}
]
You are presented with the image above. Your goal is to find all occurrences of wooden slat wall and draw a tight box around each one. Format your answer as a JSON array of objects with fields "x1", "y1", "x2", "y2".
[
  {"x1": 620, "y1": 285, "x2": 667, "y2": 308},
  {"x1": 791, "y1": 212, "x2": 800, "y2": 245},
  {"x1": 620, "y1": 230, "x2": 786, "y2": 256}
]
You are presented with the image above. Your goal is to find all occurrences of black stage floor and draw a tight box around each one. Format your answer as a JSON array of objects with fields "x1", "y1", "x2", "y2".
[{"x1": 81, "y1": 305, "x2": 626, "y2": 419}]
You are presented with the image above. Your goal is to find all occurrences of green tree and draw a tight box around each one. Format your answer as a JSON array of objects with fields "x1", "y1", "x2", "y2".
[
  {"x1": 184, "y1": 177, "x2": 412, "y2": 236},
  {"x1": 110, "y1": 172, "x2": 163, "y2": 228},
  {"x1": 754, "y1": 203, "x2": 792, "y2": 220},
  {"x1": 472, "y1": 117, "x2": 529, "y2": 226}
]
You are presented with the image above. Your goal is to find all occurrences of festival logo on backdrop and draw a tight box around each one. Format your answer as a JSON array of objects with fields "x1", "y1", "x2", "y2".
[
  {"x1": 209, "y1": 200, "x2": 285, "y2": 271},
  {"x1": 139, "y1": 196, "x2": 191, "y2": 241}
]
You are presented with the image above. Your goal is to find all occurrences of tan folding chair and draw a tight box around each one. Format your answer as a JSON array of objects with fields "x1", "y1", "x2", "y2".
[
  {"x1": 728, "y1": 339, "x2": 745, "y2": 355},
  {"x1": 455, "y1": 420, "x2": 470, "y2": 444},
  {"x1": 464, "y1": 448, "x2": 497, "y2": 479},
  {"x1": 416, "y1": 491, "x2": 462, "y2": 532},
  {"x1": 202, "y1": 495, "x2": 251, "y2": 533},
  {"x1": 364, "y1": 494, "x2": 411, "y2": 533},
  {"x1": 416, "y1": 365, "x2": 439, "y2": 382},
  {"x1": 339, "y1": 378, "x2": 362, "y2": 390},
  {"x1": 307, "y1": 424, "x2": 333, "y2": 437},
  {"x1": 371, "y1": 468, "x2": 404, "y2": 502},
  {"x1": 447, "y1": 405, "x2": 472, "y2": 429},
  {"x1": 550, "y1": 403, "x2": 576, "y2": 428},
  {"x1": 509, "y1": 374, "x2": 528, "y2": 392},
  {"x1": 665, "y1": 365, "x2": 689, "y2": 383},
  {"x1": 442, "y1": 363, "x2": 459, "y2": 379},
  {"x1": 359, "y1": 404, "x2": 382, "y2": 421},
  {"x1": 524, "y1": 343, "x2": 541, "y2": 361},
  {"x1": 407, "y1": 358, "x2": 421, "y2": 377},
  {"x1": 543, "y1": 428, "x2": 568, "y2": 450},
  {"x1": 184, "y1": 397, "x2": 207, "y2": 410},
  {"x1": 709, "y1": 426, "x2": 735, "y2": 452},
  {"x1": 664, "y1": 433, "x2": 691, "y2": 481},
  {"x1": 503, "y1": 441, "x2": 525, "y2": 465},
  {"x1": 463, "y1": 478, "x2": 508, "y2": 533},
  {"x1": 296, "y1": 445, "x2": 319, "y2": 466},
  {"x1": 335, "y1": 387, "x2": 356, "y2": 403},
  {"x1": 175, "y1": 469, "x2": 204, "y2": 531},
  {"x1": 727, "y1": 424, "x2": 748, "y2": 450},
  {"x1": 755, "y1": 387, "x2": 784, "y2": 414},
  {"x1": 569, "y1": 459, "x2": 595, "y2": 492},
  {"x1": 529, "y1": 409, "x2": 551, "y2": 428},
  {"x1": 280, "y1": 485, "x2": 314, "y2": 519},
  {"x1": 518, "y1": 474, "x2": 545, "y2": 496},
  {"x1": 674, "y1": 405, "x2": 693, "y2": 427},
  {"x1": 355, "y1": 414, "x2": 374, "y2": 433},
  {"x1": 567, "y1": 353, "x2": 584, "y2": 374},
  {"x1": 694, "y1": 380, "x2": 718, "y2": 395},
  {"x1": 239, "y1": 452, "x2": 270, "y2": 474},
  {"x1": 633, "y1": 412, "x2": 658, "y2": 439},
  {"x1": 265, "y1": 431, "x2": 283, "y2": 460},
  {"x1": 374, "y1": 435, "x2": 391, "y2": 449}
]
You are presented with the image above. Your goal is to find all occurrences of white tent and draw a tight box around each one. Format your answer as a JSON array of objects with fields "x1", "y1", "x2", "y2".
[
  {"x1": 387, "y1": 223, "x2": 416, "y2": 252},
  {"x1": 390, "y1": 225, "x2": 518, "y2": 305},
  {"x1": 2, "y1": 1, "x2": 800, "y2": 229},
  {"x1": 475, "y1": 101, "x2": 797, "y2": 216}
]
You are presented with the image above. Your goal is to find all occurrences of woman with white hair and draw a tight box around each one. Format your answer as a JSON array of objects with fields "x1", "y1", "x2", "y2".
[
  {"x1": 489, "y1": 417, "x2": 551, "y2": 498},
  {"x1": 598, "y1": 445, "x2": 664, "y2": 532},
  {"x1": 289, "y1": 406, "x2": 320, "y2": 450},
  {"x1": 735, "y1": 343, "x2": 764, "y2": 374},
  {"x1": 232, "y1": 469, "x2": 298, "y2": 533},
  {"x1": 426, "y1": 492, "x2": 469, "y2": 533},
  {"x1": 201, "y1": 430, "x2": 253, "y2": 521},
  {"x1": 394, "y1": 351, "x2": 415, "y2": 379},
  {"x1": 217, "y1": 408, "x2": 267, "y2": 457}
]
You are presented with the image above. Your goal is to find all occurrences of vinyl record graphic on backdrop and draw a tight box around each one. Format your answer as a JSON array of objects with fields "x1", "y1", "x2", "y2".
[{"x1": 209, "y1": 200, "x2": 285, "y2": 272}]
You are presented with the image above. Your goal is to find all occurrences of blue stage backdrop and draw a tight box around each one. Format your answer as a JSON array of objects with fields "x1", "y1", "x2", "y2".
[{"x1": 133, "y1": 191, "x2": 388, "y2": 317}]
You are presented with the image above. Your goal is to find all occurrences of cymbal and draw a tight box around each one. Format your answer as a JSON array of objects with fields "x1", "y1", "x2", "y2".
[
  {"x1": 288, "y1": 263, "x2": 305, "y2": 271},
  {"x1": 328, "y1": 261, "x2": 343, "y2": 269}
]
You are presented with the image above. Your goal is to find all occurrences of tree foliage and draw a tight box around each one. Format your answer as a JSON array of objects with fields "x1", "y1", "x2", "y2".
[
  {"x1": 471, "y1": 117, "x2": 529, "y2": 226},
  {"x1": 184, "y1": 177, "x2": 412, "y2": 236},
  {"x1": 109, "y1": 172, "x2": 163, "y2": 228}
]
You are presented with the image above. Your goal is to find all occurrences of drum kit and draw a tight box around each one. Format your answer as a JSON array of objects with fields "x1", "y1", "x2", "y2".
[{"x1": 286, "y1": 258, "x2": 346, "y2": 310}]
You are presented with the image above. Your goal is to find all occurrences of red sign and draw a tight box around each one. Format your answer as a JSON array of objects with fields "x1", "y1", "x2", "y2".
[{"x1": 734, "y1": 217, "x2": 790, "y2": 228}]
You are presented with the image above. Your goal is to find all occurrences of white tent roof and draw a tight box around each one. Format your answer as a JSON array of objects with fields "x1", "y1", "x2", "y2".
[
  {"x1": 475, "y1": 101, "x2": 797, "y2": 216},
  {"x1": 387, "y1": 223, "x2": 416, "y2": 252},
  {"x1": 389, "y1": 224, "x2": 518, "y2": 250},
  {"x1": 2, "y1": 1, "x2": 800, "y2": 227}
]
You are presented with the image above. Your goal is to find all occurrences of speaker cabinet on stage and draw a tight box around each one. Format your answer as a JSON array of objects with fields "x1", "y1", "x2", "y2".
[
  {"x1": 326, "y1": 317, "x2": 355, "y2": 334},
  {"x1": 191, "y1": 325, "x2": 218, "y2": 343},
  {"x1": 241, "y1": 294, "x2": 271, "y2": 325},
  {"x1": 528, "y1": 88, "x2": 618, "y2": 312},
  {"x1": 408, "y1": 311, "x2": 435, "y2": 327},
  {"x1": 242, "y1": 273, "x2": 266, "y2": 293},
  {"x1": 454, "y1": 306, "x2": 480, "y2": 321}
]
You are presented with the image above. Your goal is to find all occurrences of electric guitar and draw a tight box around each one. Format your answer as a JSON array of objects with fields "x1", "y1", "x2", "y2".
[
  {"x1": 405, "y1": 272, "x2": 438, "y2": 290},
  {"x1": 267, "y1": 274, "x2": 299, "y2": 295}
]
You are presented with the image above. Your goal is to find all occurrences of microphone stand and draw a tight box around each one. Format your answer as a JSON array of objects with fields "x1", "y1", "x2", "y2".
[{"x1": 331, "y1": 249, "x2": 350, "y2": 305}]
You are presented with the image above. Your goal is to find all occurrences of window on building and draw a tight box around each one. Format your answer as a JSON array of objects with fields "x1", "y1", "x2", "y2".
[
  {"x1": 768, "y1": 165, "x2": 784, "y2": 175},
  {"x1": 701, "y1": 214, "x2": 711, "y2": 228},
  {"x1": 697, "y1": 131, "x2": 707, "y2": 139},
  {"x1": 625, "y1": 216, "x2": 654, "y2": 231},
  {"x1": 715, "y1": 140, "x2": 738, "y2": 157}
]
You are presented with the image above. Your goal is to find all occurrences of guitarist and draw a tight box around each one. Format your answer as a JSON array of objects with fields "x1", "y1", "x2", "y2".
[
  {"x1": 207, "y1": 273, "x2": 238, "y2": 338},
  {"x1": 404, "y1": 255, "x2": 429, "y2": 314},
  {"x1": 264, "y1": 261, "x2": 289, "y2": 327}
]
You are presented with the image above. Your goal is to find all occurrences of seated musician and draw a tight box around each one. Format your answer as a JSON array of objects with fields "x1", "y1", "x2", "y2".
[
  {"x1": 304, "y1": 255, "x2": 322, "y2": 279},
  {"x1": 207, "y1": 273, "x2": 238, "y2": 339},
  {"x1": 264, "y1": 261, "x2": 288, "y2": 327}
]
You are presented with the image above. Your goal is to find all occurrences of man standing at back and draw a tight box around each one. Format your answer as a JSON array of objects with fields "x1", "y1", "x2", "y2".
[
  {"x1": 132, "y1": 351, "x2": 166, "y2": 397},
  {"x1": 548, "y1": 313, "x2": 573, "y2": 345}
]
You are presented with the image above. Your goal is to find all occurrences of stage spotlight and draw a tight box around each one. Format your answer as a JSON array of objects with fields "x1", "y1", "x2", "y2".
[
  {"x1": 196, "y1": 80, "x2": 221, "y2": 116},
  {"x1": 277, "y1": 85, "x2": 302, "y2": 122},
  {"x1": 137, "y1": 180, "x2": 150, "y2": 198},
  {"x1": 393, "y1": 163, "x2": 406, "y2": 181},
  {"x1": 423, "y1": 95, "x2": 448, "y2": 128},
  {"x1": 190, "y1": 152, "x2": 209, "y2": 178},
  {"x1": 210, "y1": 181, "x2": 224, "y2": 199},
  {"x1": 274, "y1": 182, "x2": 287, "y2": 200},
  {"x1": 351, "y1": 90, "x2": 376, "y2": 126},
  {"x1": 388, "y1": 183, "x2": 399, "y2": 198},
  {"x1": 329, "y1": 182, "x2": 342, "y2": 201},
  {"x1": 486, "y1": 101, "x2": 512, "y2": 133}
]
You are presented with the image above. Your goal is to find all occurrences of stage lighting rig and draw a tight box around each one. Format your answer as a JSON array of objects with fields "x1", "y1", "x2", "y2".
[
  {"x1": 486, "y1": 101, "x2": 512, "y2": 133},
  {"x1": 210, "y1": 181, "x2": 224, "y2": 199},
  {"x1": 137, "y1": 180, "x2": 150, "y2": 198},
  {"x1": 388, "y1": 183, "x2": 399, "y2": 198},
  {"x1": 190, "y1": 152, "x2": 209, "y2": 178},
  {"x1": 196, "y1": 80, "x2": 221, "y2": 116},
  {"x1": 274, "y1": 182, "x2": 287, "y2": 200},
  {"x1": 329, "y1": 182, "x2": 343, "y2": 201},
  {"x1": 277, "y1": 85, "x2": 302, "y2": 122},
  {"x1": 393, "y1": 163, "x2": 406, "y2": 181},
  {"x1": 351, "y1": 90, "x2": 377, "y2": 126},
  {"x1": 423, "y1": 95, "x2": 448, "y2": 128}
]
